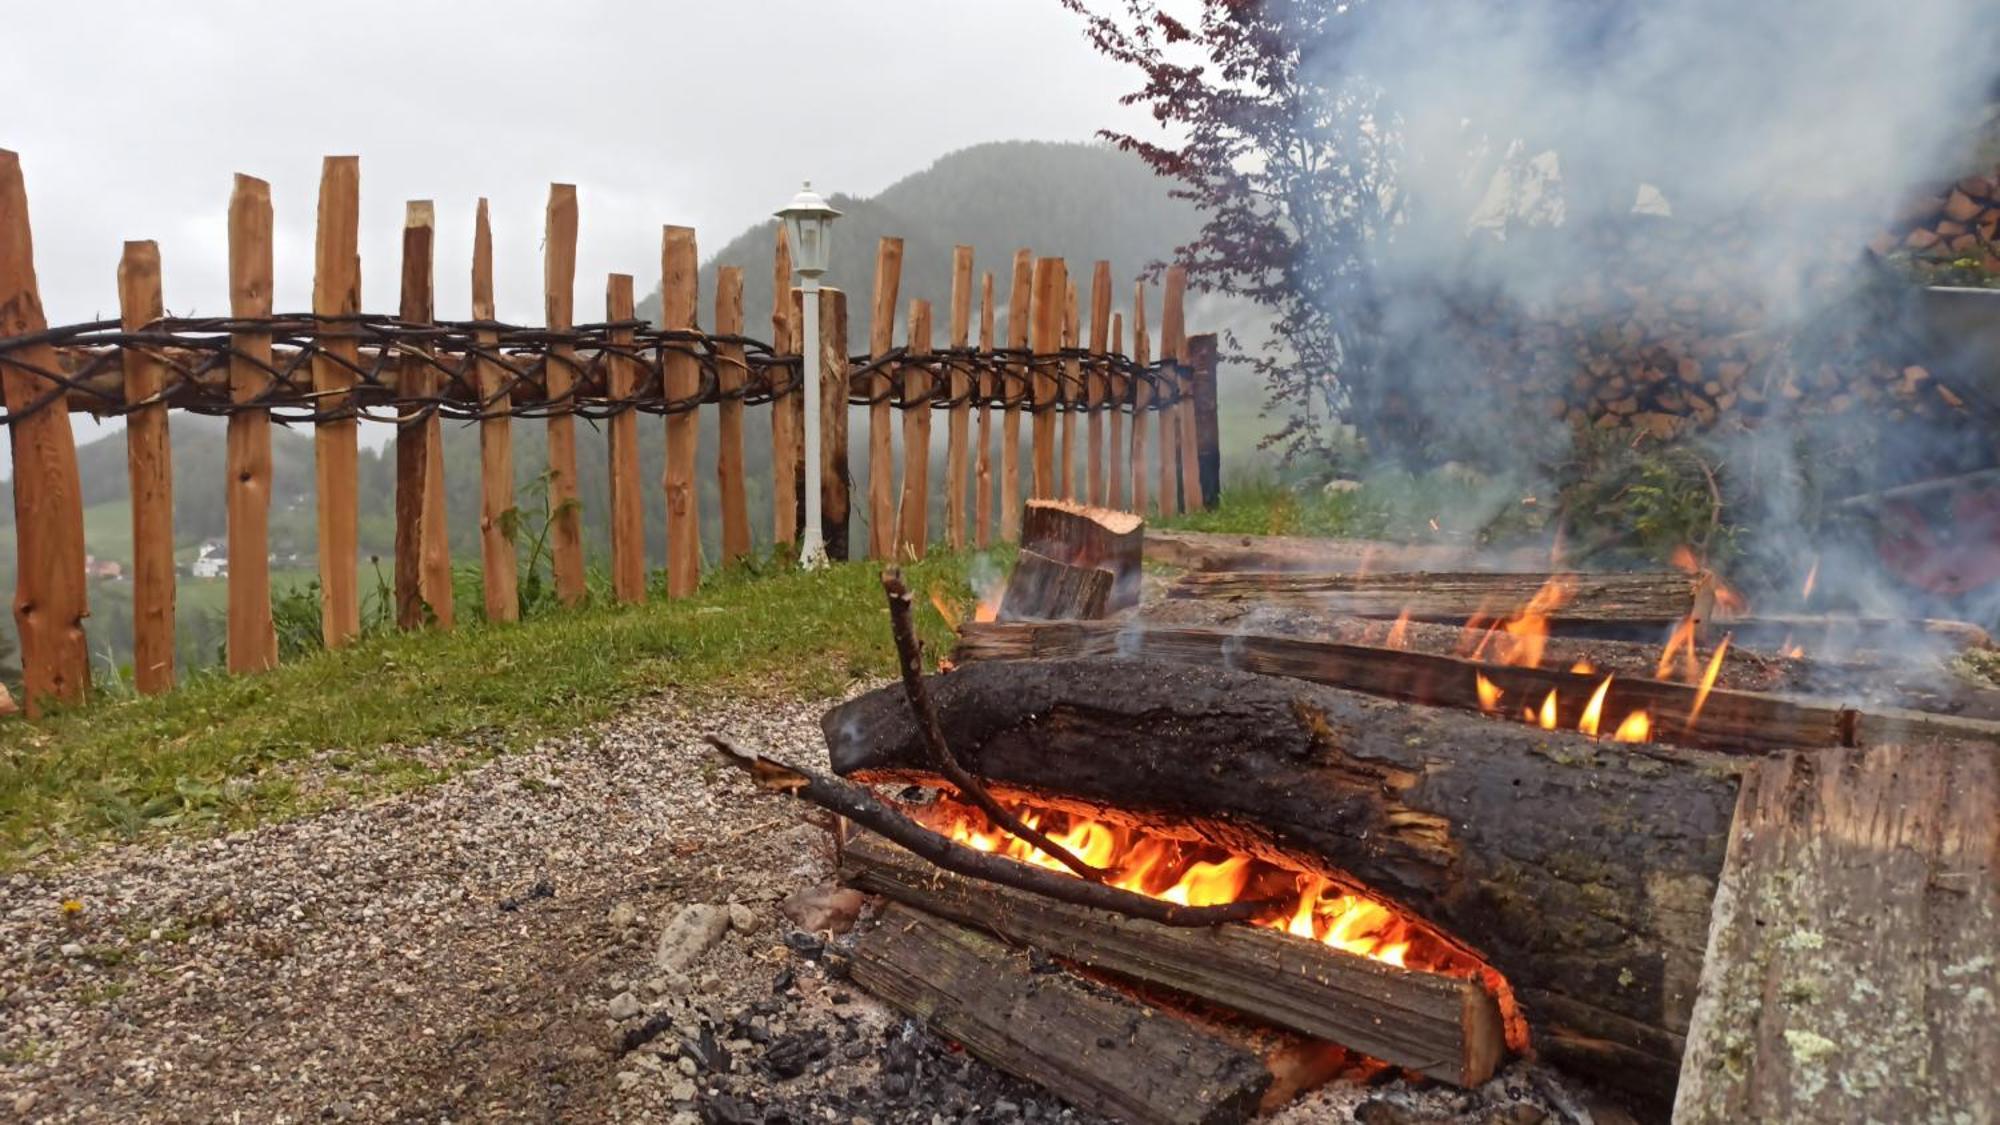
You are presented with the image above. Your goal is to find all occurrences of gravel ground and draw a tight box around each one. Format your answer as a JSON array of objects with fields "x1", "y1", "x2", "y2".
[{"x1": 0, "y1": 681, "x2": 1597, "y2": 1124}]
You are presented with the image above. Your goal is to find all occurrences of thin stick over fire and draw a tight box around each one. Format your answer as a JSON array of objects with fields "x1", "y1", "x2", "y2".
[
  {"x1": 704, "y1": 735, "x2": 1274, "y2": 926},
  {"x1": 882, "y1": 566, "x2": 1110, "y2": 883}
]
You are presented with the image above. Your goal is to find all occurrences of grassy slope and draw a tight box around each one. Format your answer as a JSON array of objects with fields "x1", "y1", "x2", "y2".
[{"x1": 0, "y1": 552, "x2": 990, "y2": 867}]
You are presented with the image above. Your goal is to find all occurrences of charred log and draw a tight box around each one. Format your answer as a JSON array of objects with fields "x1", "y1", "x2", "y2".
[{"x1": 1165, "y1": 570, "x2": 1712, "y2": 632}]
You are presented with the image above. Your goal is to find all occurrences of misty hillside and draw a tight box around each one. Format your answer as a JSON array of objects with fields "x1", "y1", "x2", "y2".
[{"x1": 640, "y1": 140, "x2": 1204, "y2": 346}]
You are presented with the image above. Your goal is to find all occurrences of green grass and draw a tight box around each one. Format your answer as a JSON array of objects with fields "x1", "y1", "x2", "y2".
[
  {"x1": 0, "y1": 550, "x2": 995, "y2": 868},
  {"x1": 1156, "y1": 468, "x2": 1540, "y2": 544}
]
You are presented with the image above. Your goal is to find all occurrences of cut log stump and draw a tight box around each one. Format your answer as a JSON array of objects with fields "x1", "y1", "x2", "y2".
[
  {"x1": 850, "y1": 903, "x2": 1274, "y2": 1125},
  {"x1": 1021, "y1": 499, "x2": 1142, "y2": 611},
  {"x1": 1673, "y1": 742, "x2": 1998, "y2": 1124},
  {"x1": 998, "y1": 548, "x2": 1112, "y2": 622}
]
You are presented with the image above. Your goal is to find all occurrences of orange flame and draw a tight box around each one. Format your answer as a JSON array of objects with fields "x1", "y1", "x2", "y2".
[
  {"x1": 1685, "y1": 633, "x2": 1732, "y2": 731},
  {"x1": 1801, "y1": 558, "x2": 1819, "y2": 603},
  {"x1": 1579, "y1": 676, "x2": 1612, "y2": 737},
  {"x1": 1570, "y1": 659, "x2": 1595, "y2": 675},
  {"x1": 1476, "y1": 672, "x2": 1503, "y2": 712},
  {"x1": 1385, "y1": 610, "x2": 1411, "y2": 650},
  {"x1": 1614, "y1": 710, "x2": 1652, "y2": 743},
  {"x1": 1656, "y1": 618, "x2": 1700, "y2": 681},
  {"x1": 1780, "y1": 633, "x2": 1804, "y2": 660},
  {"x1": 931, "y1": 582, "x2": 1001, "y2": 627},
  {"x1": 1668, "y1": 545, "x2": 1699, "y2": 573},
  {"x1": 929, "y1": 584, "x2": 964, "y2": 631},
  {"x1": 1536, "y1": 689, "x2": 1559, "y2": 730}
]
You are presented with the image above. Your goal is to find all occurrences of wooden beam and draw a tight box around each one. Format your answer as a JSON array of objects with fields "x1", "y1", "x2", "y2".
[
  {"x1": 604, "y1": 274, "x2": 645, "y2": 603},
  {"x1": 770, "y1": 226, "x2": 800, "y2": 547},
  {"x1": 472, "y1": 199, "x2": 517, "y2": 623},
  {"x1": 714, "y1": 265, "x2": 750, "y2": 564},
  {"x1": 896, "y1": 299, "x2": 932, "y2": 559},
  {"x1": 1145, "y1": 528, "x2": 1485, "y2": 574},
  {"x1": 1674, "y1": 743, "x2": 1998, "y2": 1124},
  {"x1": 542, "y1": 184, "x2": 584, "y2": 606},
  {"x1": 817, "y1": 286, "x2": 850, "y2": 562},
  {"x1": 117, "y1": 240, "x2": 174, "y2": 693},
  {"x1": 867, "y1": 236, "x2": 902, "y2": 559},
  {"x1": 845, "y1": 837, "x2": 1505, "y2": 1088},
  {"x1": 1030, "y1": 257, "x2": 1064, "y2": 501},
  {"x1": 1001, "y1": 249, "x2": 1032, "y2": 542},
  {"x1": 945, "y1": 245, "x2": 973, "y2": 551},
  {"x1": 225, "y1": 174, "x2": 278, "y2": 672},
  {"x1": 975, "y1": 271, "x2": 996, "y2": 548},
  {"x1": 660, "y1": 224, "x2": 700, "y2": 597},
  {"x1": 1167, "y1": 569, "x2": 1708, "y2": 627},
  {"x1": 312, "y1": 156, "x2": 362, "y2": 647},
  {"x1": 850, "y1": 902, "x2": 1275, "y2": 1125}
]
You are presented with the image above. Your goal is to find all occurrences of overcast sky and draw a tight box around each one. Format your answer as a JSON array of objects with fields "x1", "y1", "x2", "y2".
[{"x1": 5, "y1": 0, "x2": 1152, "y2": 328}]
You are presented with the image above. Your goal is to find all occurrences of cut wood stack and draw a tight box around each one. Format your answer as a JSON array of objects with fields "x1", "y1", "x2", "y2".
[{"x1": 1870, "y1": 166, "x2": 2000, "y2": 279}]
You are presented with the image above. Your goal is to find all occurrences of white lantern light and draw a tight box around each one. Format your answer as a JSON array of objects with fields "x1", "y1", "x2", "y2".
[{"x1": 776, "y1": 181, "x2": 841, "y2": 279}]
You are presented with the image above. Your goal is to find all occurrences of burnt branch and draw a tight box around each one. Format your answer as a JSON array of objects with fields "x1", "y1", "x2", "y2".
[
  {"x1": 705, "y1": 735, "x2": 1274, "y2": 928},
  {"x1": 880, "y1": 566, "x2": 1110, "y2": 883}
]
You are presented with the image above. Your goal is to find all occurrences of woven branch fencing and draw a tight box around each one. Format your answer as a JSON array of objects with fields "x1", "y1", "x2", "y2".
[{"x1": 0, "y1": 152, "x2": 1219, "y2": 715}]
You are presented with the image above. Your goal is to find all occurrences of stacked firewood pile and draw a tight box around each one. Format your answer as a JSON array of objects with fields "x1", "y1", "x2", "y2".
[{"x1": 1873, "y1": 166, "x2": 2000, "y2": 278}]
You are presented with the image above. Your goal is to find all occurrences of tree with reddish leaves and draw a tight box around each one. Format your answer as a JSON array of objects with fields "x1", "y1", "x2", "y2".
[{"x1": 1061, "y1": 0, "x2": 1406, "y2": 463}]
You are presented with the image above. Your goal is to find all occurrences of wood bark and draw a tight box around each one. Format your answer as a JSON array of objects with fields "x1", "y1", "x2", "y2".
[
  {"x1": 844, "y1": 836, "x2": 1507, "y2": 1087},
  {"x1": 1674, "y1": 742, "x2": 1998, "y2": 1124},
  {"x1": 825, "y1": 657, "x2": 1743, "y2": 1108},
  {"x1": 850, "y1": 904, "x2": 1274, "y2": 1125},
  {"x1": 541, "y1": 184, "x2": 584, "y2": 605},
  {"x1": 714, "y1": 266, "x2": 750, "y2": 564},
  {"x1": 395, "y1": 201, "x2": 448, "y2": 630},
  {"x1": 1001, "y1": 249, "x2": 1032, "y2": 541},
  {"x1": 1167, "y1": 569, "x2": 1710, "y2": 629},
  {"x1": 225, "y1": 174, "x2": 278, "y2": 672},
  {"x1": 1019, "y1": 499, "x2": 1143, "y2": 612},
  {"x1": 998, "y1": 550, "x2": 1112, "y2": 622},
  {"x1": 946, "y1": 246, "x2": 973, "y2": 550},
  {"x1": 604, "y1": 274, "x2": 646, "y2": 603},
  {"x1": 896, "y1": 300, "x2": 932, "y2": 559},
  {"x1": 817, "y1": 287, "x2": 850, "y2": 562},
  {"x1": 867, "y1": 237, "x2": 902, "y2": 559},
  {"x1": 660, "y1": 225, "x2": 700, "y2": 598},
  {"x1": 312, "y1": 156, "x2": 361, "y2": 646},
  {"x1": 472, "y1": 199, "x2": 517, "y2": 623},
  {"x1": 118, "y1": 240, "x2": 174, "y2": 693}
]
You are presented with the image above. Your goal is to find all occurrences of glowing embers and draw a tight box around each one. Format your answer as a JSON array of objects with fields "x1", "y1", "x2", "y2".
[{"x1": 916, "y1": 794, "x2": 1493, "y2": 978}]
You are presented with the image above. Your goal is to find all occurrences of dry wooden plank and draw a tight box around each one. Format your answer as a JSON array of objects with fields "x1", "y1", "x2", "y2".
[
  {"x1": 542, "y1": 184, "x2": 585, "y2": 605},
  {"x1": 1675, "y1": 743, "x2": 1998, "y2": 1124},
  {"x1": 817, "y1": 287, "x2": 851, "y2": 562},
  {"x1": 395, "y1": 201, "x2": 448, "y2": 630},
  {"x1": 1021, "y1": 499, "x2": 1143, "y2": 612},
  {"x1": 945, "y1": 245, "x2": 973, "y2": 551},
  {"x1": 714, "y1": 265, "x2": 750, "y2": 564},
  {"x1": 1190, "y1": 332, "x2": 1219, "y2": 509},
  {"x1": 661, "y1": 224, "x2": 701, "y2": 598},
  {"x1": 1166, "y1": 266, "x2": 1199, "y2": 515},
  {"x1": 1060, "y1": 278, "x2": 1079, "y2": 501},
  {"x1": 1030, "y1": 257, "x2": 1064, "y2": 501},
  {"x1": 866, "y1": 236, "x2": 902, "y2": 559},
  {"x1": 225, "y1": 174, "x2": 278, "y2": 671},
  {"x1": 1109, "y1": 310, "x2": 1126, "y2": 511},
  {"x1": 849, "y1": 902, "x2": 1273, "y2": 1125},
  {"x1": 846, "y1": 838, "x2": 1505, "y2": 1089},
  {"x1": 769, "y1": 226, "x2": 800, "y2": 546},
  {"x1": 312, "y1": 156, "x2": 362, "y2": 646},
  {"x1": 1145, "y1": 528, "x2": 1485, "y2": 574},
  {"x1": 975, "y1": 271, "x2": 996, "y2": 548},
  {"x1": 1001, "y1": 249, "x2": 1032, "y2": 542},
  {"x1": 828, "y1": 657, "x2": 1744, "y2": 1107},
  {"x1": 896, "y1": 299, "x2": 933, "y2": 559},
  {"x1": 997, "y1": 549, "x2": 1112, "y2": 621},
  {"x1": 0, "y1": 151, "x2": 88, "y2": 712},
  {"x1": 1087, "y1": 261, "x2": 1111, "y2": 507},
  {"x1": 1130, "y1": 281, "x2": 1154, "y2": 516},
  {"x1": 604, "y1": 274, "x2": 645, "y2": 603},
  {"x1": 117, "y1": 240, "x2": 174, "y2": 693},
  {"x1": 472, "y1": 199, "x2": 517, "y2": 623},
  {"x1": 1168, "y1": 568, "x2": 1707, "y2": 625}
]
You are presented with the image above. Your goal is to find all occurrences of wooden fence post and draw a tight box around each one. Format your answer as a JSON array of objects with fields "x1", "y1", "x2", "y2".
[
  {"x1": 867, "y1": 237, "x2": 903, "y2": 559},
  {"x1": 1087, "y1": 261, "x2": 1111, "y2": 508},
  {"x1": 770, "y1": 226, "x2": 800, "y2": 547},
  {"x1": 312, "y1": 156, "x2": 362, "y2": 646},
  {"x1": 1190, "y1": 332, "x2": 1221, "y2": 509},
  {"x1": 605, "y1": 274, "x2": 646, "y2": 602},
  {"x1": 819, "y1": 286, "x2": 851, "y2": 561},
  {"x1": 118, "y1": 241, "x2": 174, "y2": 693},
  {"x1": 396, "y1": 200, "x2": 450, "y2": 631},
  {"x1": 543, "y1": 184, "x2": 585, "y2": 605},
  {"x1": 226, "y1": 174, "x2": 278, "y2": 672},
  {"x1": 1001, "y1": 250, "x2": 1032, "y2": 541},
  {"x1": 975, "y1": 271, "x2": 995, "y2": 548},
  {"x1": 1109, "y1": 309, "x2": 1125, "y2": 511},
  {"x1": 472, "y1": 199, "x2": 518, "y2": 622},
  {"x1": 1129, "y1": 282, "x2": 1152, "y2": 517},
  {"x1": 946, "y1": 246, "x2": 973, "y2": 551},
  {"x1": 897, "y1": 299, "x2": 933, "y2": 559},
  {"x1": 0, "y1": 150, "x2": 89, "y2": 712},
  {"x1": 1060, "y1": 279, "x2": 1078, "y2": 501},
  {"x1": 661, "y1": 225, "x2": 701, "y2": 597},
  {"x1": 715, "y1": 266, "x2": 751, "y2": 563},
  {"x1": 1166, "y1": 265, "x2": 1198, "y2": 516},
  {"x1": 1156, "y1": 281, "x2": 1179, "y2": 516},
  {"x1": 1029, "y1": 257, "x2": 1065, "y2": 500}
]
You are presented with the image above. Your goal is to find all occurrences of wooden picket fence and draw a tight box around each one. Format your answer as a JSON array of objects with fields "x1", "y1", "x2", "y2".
[{"x1": 0, "y1": 151, "x2": 1217, "y2": 716}]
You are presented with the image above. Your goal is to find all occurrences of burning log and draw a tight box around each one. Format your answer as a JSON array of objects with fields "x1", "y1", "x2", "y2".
[
  {"x1": 843, "y1": 834, "x2": 1509, "y2": 1087},
  {"x1": 1165, "y1": 569, "x2": 1712, "y2": 632},
  {"x1": 849, "y1": 903, "x2": 1279, "y2": 1125},
  {"x1": 1143, "y1": 528, "x2": 1496, "y2": 574},
  {"x1": 825, "y1": 658, "x2": 1744, "y2": 1107},
  {"x1": 998, "y1": 548, "x2": 1113, "y2": 622},
  {"x1": 1020, "y1": 499, "x2": 1143, "y2": 611},
  {"x1": 950, "y1": 620, "x2": 2000, "y2": 752},
  {"x1": 1674, "y1": 741, "x2": 1999, "y2": 1124}
]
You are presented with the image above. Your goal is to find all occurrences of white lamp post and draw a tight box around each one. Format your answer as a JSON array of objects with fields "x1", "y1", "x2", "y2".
[{"x1": 776, "y1": 181, "x2": 842, "y2": 568}]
